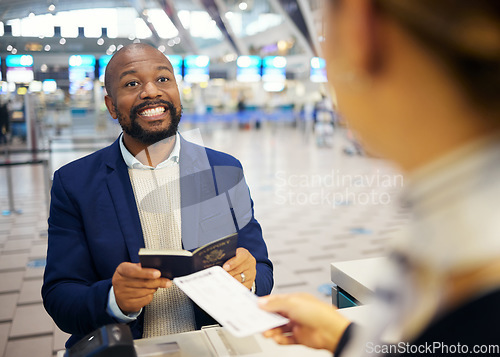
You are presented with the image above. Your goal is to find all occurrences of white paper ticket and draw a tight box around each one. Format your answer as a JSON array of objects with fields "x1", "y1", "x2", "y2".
[{"x1": 174, "y1": 266, "x2": 289, "y2": 338}]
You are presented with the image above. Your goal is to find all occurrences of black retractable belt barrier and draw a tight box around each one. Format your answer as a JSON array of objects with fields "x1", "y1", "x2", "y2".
[{"x1": 0, "y1": 158, "x2": 50, "y2": 216}]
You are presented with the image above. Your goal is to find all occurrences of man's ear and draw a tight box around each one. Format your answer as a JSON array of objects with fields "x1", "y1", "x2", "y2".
[
  {"x1": 343, "y1": 0, "x2": 382, "y2": 75},
  {"x1": 104, "y1": 95, "x2": 117, "y2": 119}
]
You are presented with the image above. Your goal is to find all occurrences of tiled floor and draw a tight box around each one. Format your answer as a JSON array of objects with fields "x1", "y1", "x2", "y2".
[{"x1": 0, "y1": 117, "x2": 408, "y2": 356}]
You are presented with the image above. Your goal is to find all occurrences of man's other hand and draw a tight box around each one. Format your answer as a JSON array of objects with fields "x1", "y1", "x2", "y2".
[
  {"x1": 112, "y1": 262, "x2": 171, "y2": 314},
  {"x1": 223, "y1": 247, "x2": 256, "y2": 290}
]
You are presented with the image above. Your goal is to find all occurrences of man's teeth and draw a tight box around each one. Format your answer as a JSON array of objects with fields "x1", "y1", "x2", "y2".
[{"x1": 140, "y1": 107, "x2": 166, "y2": 117}]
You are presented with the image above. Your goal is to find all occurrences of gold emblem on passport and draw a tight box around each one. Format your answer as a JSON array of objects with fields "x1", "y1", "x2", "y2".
[{"x1": 203, "y1": 249, "x2": 226, "y2": 265}]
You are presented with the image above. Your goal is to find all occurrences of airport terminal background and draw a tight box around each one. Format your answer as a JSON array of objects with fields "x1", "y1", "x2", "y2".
[{"x1": 0, "y1": 1, "x2": 410, "y2": 356}]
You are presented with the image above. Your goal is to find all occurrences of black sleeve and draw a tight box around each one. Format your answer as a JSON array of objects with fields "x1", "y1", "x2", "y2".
[{"x1": 334, "y1": 323, "x2": 356, "y2": 357}]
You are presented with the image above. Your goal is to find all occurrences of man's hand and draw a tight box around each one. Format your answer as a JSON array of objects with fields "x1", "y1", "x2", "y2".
[
  {"x1": 258, "y1": 293, "x2": 351, "y2": 352},
  {"x1": 112, "y1": 262, "x2": 171, "y2": 314},
  {"x1": 223, "y1": 247, "x2": 256, "y2": 290}
]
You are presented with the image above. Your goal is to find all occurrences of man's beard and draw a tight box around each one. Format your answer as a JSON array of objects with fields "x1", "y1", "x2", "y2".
[{"x1": 115, "y1": 100, "x2": 182, "y2": 145}]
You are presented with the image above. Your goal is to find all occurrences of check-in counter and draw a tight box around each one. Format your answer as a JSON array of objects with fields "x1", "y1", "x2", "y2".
[
  {"x1": 330, "y1": 257, "x2": 387, "y2": 308},
  {"x1": 58, "y1": 326, "x2": 332, "y2": 357}
]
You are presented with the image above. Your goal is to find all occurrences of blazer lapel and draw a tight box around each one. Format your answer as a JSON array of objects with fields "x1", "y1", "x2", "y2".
[
  {"x1": 179, "y1": 137, "x2": 216, "y2": 250},
  {"x1": 105, "y1": 139, "x2": 144, "y2": 262}
]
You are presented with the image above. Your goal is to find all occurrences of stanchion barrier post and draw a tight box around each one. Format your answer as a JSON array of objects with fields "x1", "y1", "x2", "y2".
[
  {"x1": 43, "y1": 159, "x2": 51, "y2": 217},
  {"x1": 2, "y1": 145, "x2": 22, "y2": 215},
  {"x1": 4, "y1": 161, "x2": 18, "y2": 215}
]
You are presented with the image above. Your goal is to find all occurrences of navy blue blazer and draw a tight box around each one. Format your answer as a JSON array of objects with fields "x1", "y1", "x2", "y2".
[{"x1": 42, "y1": 136, "x2": 273, "y2": 347}]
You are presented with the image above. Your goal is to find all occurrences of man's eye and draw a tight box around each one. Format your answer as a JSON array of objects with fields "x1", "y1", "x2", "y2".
[
  {"x1": 158, "y1": 77, "x2": 169, "y2": 83},
  {"x1": 126, "y1": 81, "x2": 139, "y2": 87}
]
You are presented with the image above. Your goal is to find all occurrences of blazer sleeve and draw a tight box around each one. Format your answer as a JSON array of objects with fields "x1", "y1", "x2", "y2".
[
  {"x1": 237, "y1": 198, "x2": 274, "y2": 296},
  {"x1": 42, "y1": 169, "x2": 117, "y2": 338},
  {"x1": 213, "y1": 160, "x2": 274, "y2": 296}
]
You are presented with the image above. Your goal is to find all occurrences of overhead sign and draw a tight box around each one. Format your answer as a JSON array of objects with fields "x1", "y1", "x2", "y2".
[
  {"x1": 69, "y1": 55, "x2": 96, "y2": 67},
  {"x1": 167, "y1": 55, "x2": 183, "y2": 82},
  {"x1": 6, "y1": 56, "x2": 34, "y2": 83},
  {"x1": 6, "y1": 55, "x2": 34, "y2": 67},
  {"x1": 262, "y1": 56, "x2": 286, "y2": 82},
  {"x1": 7, "y1": 68, "x2": 34, "y2": 83},
  {"x1": 184, "y1": 55, "x2": 209, "y2": 83},
  {"x1": 237, "y1": 56, "x2": 262, "y2": 82},
  {"x1": 68, "y1": 55, "x2": 96, "y2": 95},
  {"x1": 98, "y1": 55, "x2": 113, "y2": 82},
  {"x1": 43, "y1": 79, "x2": 58, "y2": 93},
  {"x1": 310, "y1": 57, "x2": 327, "y2": 83}
]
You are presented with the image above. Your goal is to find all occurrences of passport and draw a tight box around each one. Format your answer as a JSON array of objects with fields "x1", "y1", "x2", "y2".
[{"x1": 138, "y1": 232, "x2": 238, "y2": 279}]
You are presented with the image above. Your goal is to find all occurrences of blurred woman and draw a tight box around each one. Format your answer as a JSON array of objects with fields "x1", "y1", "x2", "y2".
[{"x1": 259, "y1": 0, "x2": 500, "y2": 355}]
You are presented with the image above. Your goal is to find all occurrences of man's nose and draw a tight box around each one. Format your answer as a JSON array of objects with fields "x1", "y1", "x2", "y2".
[{"x1": 140, "y1": 81, "x2": 161, "y2": 99}]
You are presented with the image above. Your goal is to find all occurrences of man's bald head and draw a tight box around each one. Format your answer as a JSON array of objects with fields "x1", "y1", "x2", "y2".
[{"x1": 104, "y1": 43, "x2": 172, "y2": 98}]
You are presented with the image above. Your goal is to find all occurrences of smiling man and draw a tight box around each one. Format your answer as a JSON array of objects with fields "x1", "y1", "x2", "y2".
[
  {"x1": 104, "y1": 44, "x2": 182, "y2": 154},
  {"x1": 42, "y1": 43, "x2": 273, "y2": 348}
]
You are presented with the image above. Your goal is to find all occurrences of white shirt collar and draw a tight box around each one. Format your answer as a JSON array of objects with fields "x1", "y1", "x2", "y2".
[
  {"x1": 398, "y1": 131, "x2": 500, "y2": 273},
  {"x1": 119, "y1": 132, "x2": 181, "y2": 170}
]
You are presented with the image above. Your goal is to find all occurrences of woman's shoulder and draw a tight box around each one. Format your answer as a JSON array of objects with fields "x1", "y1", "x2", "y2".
[{"x1": 414, "y1": 289, "x2": 500, "y2": 346}]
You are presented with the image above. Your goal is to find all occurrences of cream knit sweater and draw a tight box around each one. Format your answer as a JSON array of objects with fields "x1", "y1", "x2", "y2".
[{"x1": 129, "y1": 166, "x2": 196, "y2": 338}]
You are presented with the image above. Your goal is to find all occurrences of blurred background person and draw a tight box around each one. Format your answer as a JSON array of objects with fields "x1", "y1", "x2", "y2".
[
  {"x1": 313, "y1": 93, "x2": 335, "y2": 148},
  {"x1": 0, "y1": 100, "x2": 11, "y2": 145},
  {"x1": 260, "y1": 0, "x2": 500, "y2": 355}
]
